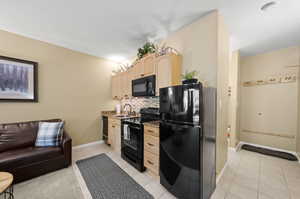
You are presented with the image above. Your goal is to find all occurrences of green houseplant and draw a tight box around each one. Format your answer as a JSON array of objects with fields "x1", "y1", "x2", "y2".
[
  {"x1": 137, "y1": 42, "x2": 156, "y2": 60},
  {"x1": 181, "y1": 70, "x2": 198, "y2": 84}
]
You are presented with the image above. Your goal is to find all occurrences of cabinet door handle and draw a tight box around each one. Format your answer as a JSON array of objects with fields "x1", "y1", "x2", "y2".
[
  {"x1": 147, "y1": 160, "x2": 154, "y2": 165},
  {"x1": 112, "y1": 126, "x2": 115, "y2": 128},
  {"x1": 147, "y1": 130, "x2": 154, "y2": 133},
  {"x1": 141, "y1": 74, "x2": 144, "y2": 77},
  {"x1": 147, "y1": 143, "x2": 154, "y2": 147}
]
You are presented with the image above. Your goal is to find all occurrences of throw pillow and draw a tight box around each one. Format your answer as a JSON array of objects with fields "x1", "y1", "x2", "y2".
[{"x1": 35, "y1": 122, "x2": 64, "y2": 147}]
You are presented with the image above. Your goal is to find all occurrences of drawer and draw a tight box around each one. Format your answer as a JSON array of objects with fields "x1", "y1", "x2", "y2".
[
  {"x1": 144, "y1": 134, "x2": 159, "y2": 155},
  {"x1": 110, "y1": 119, "x2": 121, "y2": 126},
  {"x1": 144, "y1": 151, "x2": 159, "y2": 175},
  {"x1": 144, "y1": 126, "x2": 159, "y2": 137}
]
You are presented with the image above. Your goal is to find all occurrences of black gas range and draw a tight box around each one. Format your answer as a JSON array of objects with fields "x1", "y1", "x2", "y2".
[{"x1": 121, "y1": 107, "x2": 159, "y2": 171}]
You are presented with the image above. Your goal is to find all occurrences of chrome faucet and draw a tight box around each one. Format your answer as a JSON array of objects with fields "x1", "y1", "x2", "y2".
[{"x1": 123, "y1": 104, "x2": 133, "y2": 115}]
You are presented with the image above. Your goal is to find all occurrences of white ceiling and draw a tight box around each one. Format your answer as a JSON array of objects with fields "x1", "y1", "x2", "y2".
[{"x1": 0, "y1": 0, "x2": 299, "y2": 62}]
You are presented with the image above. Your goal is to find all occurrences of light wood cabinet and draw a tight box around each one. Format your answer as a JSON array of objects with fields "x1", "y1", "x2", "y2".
[
  {"x1": 144, "y1": 125, "x2": 160, "y2": 176},
  {"x1": 111, "y1": 53, "x2": 182, "y2": 99},
  {"x1": 108, "y1": 118, "x2": 121, "y2": 152},
  {"x1": 112, "y1": 72, "x2": 130, "y2": 99},
  {"x1": 155, "y1": 54, "x2": 182, "y2": 96},
  {"x1": 125, "y1": 68, "x2": 133, "y2": 97},
  {"x1": 132, "y1": 61, "x2": 144, "y2": 79},
  {"x1": 108, "y1": 118, "x2": 114, "y2": 146},
  {"x1": 111, "y1": 74, "x2": 120, "y2": 99},
  {"x1": 143, "y1": 54, "x2": 156, "y2": 76}
]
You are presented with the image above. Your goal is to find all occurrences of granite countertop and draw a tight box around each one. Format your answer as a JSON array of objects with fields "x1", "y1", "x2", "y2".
[
  {"x1": 101, "y1": 111, "x2": 116, "y2": 117},
  {"x1": 101, "y1": 110, "x2": 139, "y2": 120},
  {"x1": 143, "y1": 121, "x2": 160, "y2": 128}
]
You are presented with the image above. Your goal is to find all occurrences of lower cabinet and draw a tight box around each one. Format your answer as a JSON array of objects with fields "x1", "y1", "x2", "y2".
[
  {"x1": 108, "y1": 118, "x2": 121, "y2": 152},
  {"x1": 144, "y1": 125, "x2": 160, "y2": 176}
]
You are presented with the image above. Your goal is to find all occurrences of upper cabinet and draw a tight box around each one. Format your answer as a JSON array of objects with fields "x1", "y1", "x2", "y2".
[
  {"x1": 155, "y1": 54, "x2": 182, "y2": 96},
  {"x1": 143, "y1": 54, "x2": 156, "y2": 77},
  {"x1": 111, "y1": 53, "x2": 182, "y2": 99},
  {"x1": 111, "y1": 74, "x2": 120, "y2": 99}
]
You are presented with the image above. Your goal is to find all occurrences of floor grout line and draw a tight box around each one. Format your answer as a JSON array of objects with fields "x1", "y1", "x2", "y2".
[
  {"x1": 223, "y1": 153, "x2": 242, "y2": 199},
  {"x1": 281, "y1": 165, "x2": 292, "y2": 199},
  {"x1": 257, "y1": 156, "x2": 261, "y2": 199}
]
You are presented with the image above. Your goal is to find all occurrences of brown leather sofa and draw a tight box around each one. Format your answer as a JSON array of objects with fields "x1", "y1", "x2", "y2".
[{"x1": 0, "y1": 119, "x2": 72, "y2": 183}]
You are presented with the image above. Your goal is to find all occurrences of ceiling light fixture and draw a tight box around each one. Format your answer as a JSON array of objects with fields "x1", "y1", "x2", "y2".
[{"x1": 261, "y1": 1, "x2": 277, "y2": 11}]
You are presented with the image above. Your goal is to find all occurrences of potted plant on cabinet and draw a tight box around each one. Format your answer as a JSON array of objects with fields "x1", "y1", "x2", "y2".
[
  {"x1": 137, "y1": 42, "x2": 156, "y2": 60},
  {"x1": 181, "y1": 70, "x2": 199, "y2": 84}
]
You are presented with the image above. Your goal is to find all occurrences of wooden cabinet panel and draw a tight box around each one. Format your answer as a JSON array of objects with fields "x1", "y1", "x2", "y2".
[
  {"x1": 144, "y1": 134, "x2": 159, "y2": 155},
  {"x1": 119, "y1": 72, "x2": 128, "y2": 98},
  {"x1": 111, "y1": 53, "x2": 181, "y2": 99},
  {"x1": 144, "y1": 126, "x2": 159, "y2": 137},
  {"x1": 156, "y1": 56, "x2": 172, "y2": 96},
  {"x1": 144, "y1": 151, "x2": 159, "y2": 175},
  {"x1": 144, "y1": 125, "x2": 160, "y2": 176},
  {"x1": 112, "y1": 72, "x2": 130, "y2": 99},
  {"x1": 132, "y1": 61, "x2": 144, "y2": 79},
  {"x1": 108, "y1": 118, "x2": 121, "y2": 152},
  {"x1": 125, "y1": 69, "x2": 133, "y2": 97},
  {"x1": 113, "y1": 124, "x2": 121, "y2": 152},
  {"x1": 143, "y1": 54, "x2": 155, "y2": 76},
  {"x1": 111, "y1": 75, "x2": 119, "y2": 99},
  {"x1": 108, "y1": 119, "x2": 114, "y2": 147},
  {"x1": 155, "y1": 54, "x2": 182, "y2": 96}
]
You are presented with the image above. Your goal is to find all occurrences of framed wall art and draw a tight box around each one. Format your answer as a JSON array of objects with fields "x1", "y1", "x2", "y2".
[{"x1": 0, "y1": 55, "x2": 38, "y2": 102}]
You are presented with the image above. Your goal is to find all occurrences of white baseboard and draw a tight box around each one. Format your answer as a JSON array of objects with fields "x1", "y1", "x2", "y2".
[
  {"x1": 216, "y1": 161, "x2": 228, "y2": 184},
  {"x1": 73, "y1": 140, "x2": 104, "y2": 150},
  {"x1": 229, "y1": 144, "x2": 240, "y2": 152},
  {"x1": 238, "y1": 141, "x2": 299, "y2": 163}
]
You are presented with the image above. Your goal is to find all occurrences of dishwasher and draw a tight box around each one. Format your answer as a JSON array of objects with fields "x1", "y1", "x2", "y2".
[{"x1": 102, "y1": 116, "x2": 109, "y2": 145}]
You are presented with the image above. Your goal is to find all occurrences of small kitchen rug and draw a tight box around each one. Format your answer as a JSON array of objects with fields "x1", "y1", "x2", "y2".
[{"x1": 76, "y1": 154, "x2": 154, "y2": 199}]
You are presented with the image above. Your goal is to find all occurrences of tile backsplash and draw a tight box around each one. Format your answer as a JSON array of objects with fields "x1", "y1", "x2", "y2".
[{"x1": 120, "y1": 97, "x2": 159, "y2": 113}]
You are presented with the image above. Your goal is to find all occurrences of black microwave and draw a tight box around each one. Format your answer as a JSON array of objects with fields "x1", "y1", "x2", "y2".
[{"x1": 132, "y1": 75, "x2": 156, "y2": 97}]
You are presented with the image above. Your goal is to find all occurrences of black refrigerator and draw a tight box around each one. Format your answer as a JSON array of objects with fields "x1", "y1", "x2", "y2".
[{"x1": 159, "y1": 83, "x2": 216, "y2": 199}]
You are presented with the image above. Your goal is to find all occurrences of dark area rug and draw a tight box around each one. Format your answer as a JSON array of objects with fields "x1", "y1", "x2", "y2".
[
  {"x1": 241, "y1": 144, "x2": 298, "y2": 161},
  {"x1": 76, "y1": 154, "x2": 154, "y2": 199}
]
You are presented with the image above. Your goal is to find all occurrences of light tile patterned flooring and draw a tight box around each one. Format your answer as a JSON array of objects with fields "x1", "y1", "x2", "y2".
[
  {"x1": 212, "y1": 149, "x2": 300, "y2": 199},
  {"x1": 73, "y1": 143, "x2": 300, "y2": 199}
]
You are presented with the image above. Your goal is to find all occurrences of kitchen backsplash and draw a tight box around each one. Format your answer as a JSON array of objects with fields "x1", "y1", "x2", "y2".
[{"x1": 120, "y1": 97, "x2": 159, "y2": 113}]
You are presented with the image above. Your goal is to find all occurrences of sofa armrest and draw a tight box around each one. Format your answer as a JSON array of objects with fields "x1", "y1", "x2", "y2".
[{"x1": 61, "y1": 130, "x2": 72, "y2": 166}]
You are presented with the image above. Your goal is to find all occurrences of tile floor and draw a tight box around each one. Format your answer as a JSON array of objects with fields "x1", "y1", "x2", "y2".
[
  {"x1": 212, "y1": 149, "x2": 300, "y2": 199},
  {"x1": 13, "y1": 141, "x2": 300, "y2": 199},
  {"x1": 73, "y1": 143, "x2": 176, "y2": 199}
]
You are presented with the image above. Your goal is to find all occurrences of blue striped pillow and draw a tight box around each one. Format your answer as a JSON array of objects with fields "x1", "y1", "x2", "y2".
[{"x1": 35, "y1": 122, "x2": 64, "y2": 147}]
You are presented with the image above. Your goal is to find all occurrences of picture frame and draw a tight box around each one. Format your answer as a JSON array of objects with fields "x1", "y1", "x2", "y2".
[{"x1": 0, "y1": 55, "x2": 38, "y2": 102}]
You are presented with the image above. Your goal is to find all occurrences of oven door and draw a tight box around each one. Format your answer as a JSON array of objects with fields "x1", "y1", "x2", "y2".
[
  {"x1": 132, "y1": 75, "x2": 155, "y2": 97},
  {"x1": 121, "y1": 123, "x2": 143, "y2": 158}
]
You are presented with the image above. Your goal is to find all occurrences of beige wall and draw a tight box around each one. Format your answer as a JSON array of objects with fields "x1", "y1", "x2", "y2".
[
  {"x1": 240, "y1": 46, "x2": 300, "y2": 151},
  {"x1": 160, "y1": 11, "x2": 218, "y2": 87},
  {"x1": 228, "y1": 51, "x2": 241, "y2": 148},
  {"x1": 297, "y1": 48, "x2": 300, "y2": 156},
  {"x1": 161, "y1": 11, "x2": 230, "y2": 175},
  {"x1": 0, "y1": 30, "x2": 117, "y2": 146},
  {"x1": 216, "y1": 13, "x2": 230, "y2": 174}
]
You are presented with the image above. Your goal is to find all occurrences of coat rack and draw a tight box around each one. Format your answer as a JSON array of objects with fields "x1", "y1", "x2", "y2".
[{"x1": 243, "y1": 73, "x2": 297, "y2": 87}]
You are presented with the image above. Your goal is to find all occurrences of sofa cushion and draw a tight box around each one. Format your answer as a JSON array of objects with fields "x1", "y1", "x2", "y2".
[
  {"x1": 35, "y1": 122, "x2": 64, "y2": 147},
  {"x1": 0, "y1": 146, "x2": 63, "y2": 170},
  {"x1": 0, "y1": 128, "x2": 36, "y2": 152},
  {"x1": 0, "y1": 119, "x2": 62, "y2": 137}
]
